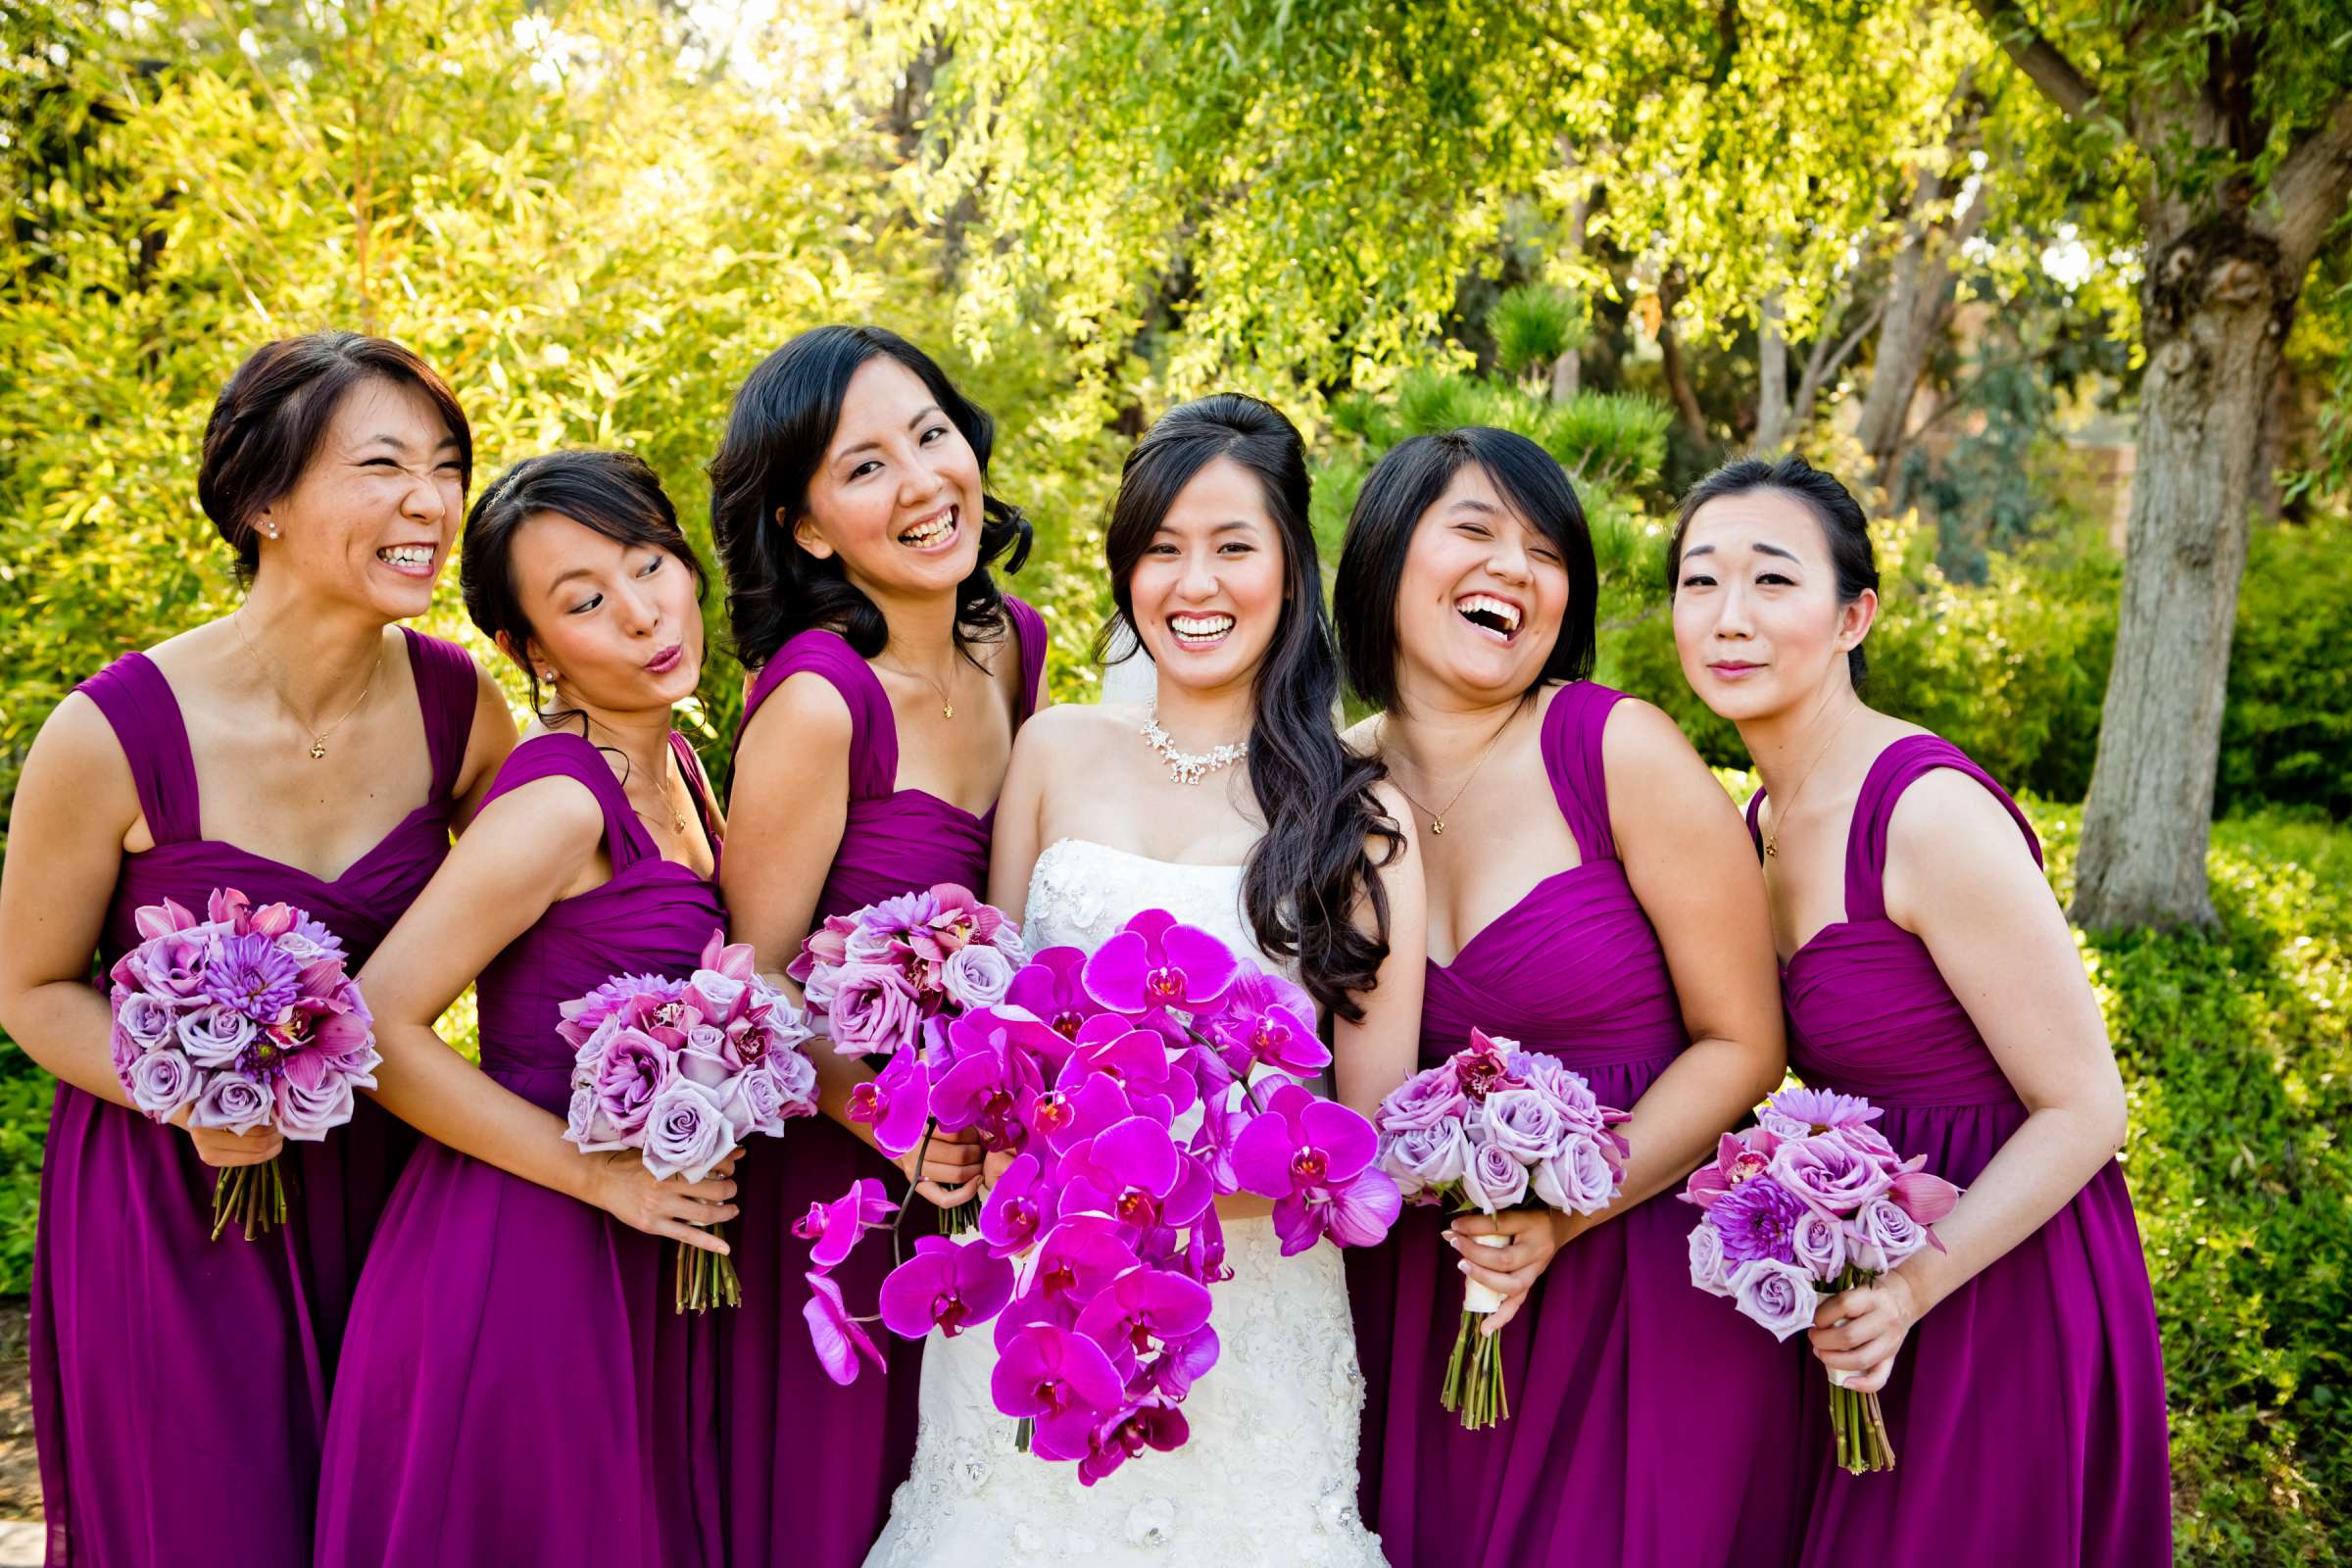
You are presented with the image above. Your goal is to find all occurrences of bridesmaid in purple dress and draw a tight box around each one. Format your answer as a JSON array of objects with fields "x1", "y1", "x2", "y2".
[
  {"x1": 1334, "y1": 427, "x2": 1807, "y2": 1566},
  {"x1": 706, "y1": 325, "x2": 1046, "y2": 1567},
  {"x1": 315, "y1": 451, "x2": 735, "y2": 1567},
  {"x1": 1668, "y1": 454, "x2": 2171, "y2": 1565},
  {"x1": 0, "y1": 332, "x2": 510, "y2": 1567}
]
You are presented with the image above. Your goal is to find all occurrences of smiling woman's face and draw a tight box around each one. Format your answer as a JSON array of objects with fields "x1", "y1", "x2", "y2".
[
  {"x1": 1391, "y1": 463, "x2": 1572, "y2": 707},
  {"x1": 791, "y1": 357, "x2": 985, "y2": 606},
  {"x1": 1670, "y1": 488, "x2": 1873, "y2": 722},
  {"x1": 1124, "y1": 456, "x2": 1287, "y2": 698}
]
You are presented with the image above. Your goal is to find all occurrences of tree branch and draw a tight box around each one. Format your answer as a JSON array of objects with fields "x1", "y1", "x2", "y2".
[
  {"x1": 1964, "y1": 0, "x2": 2102, "y2": 122},
  {"x1": 2270, "y1": 97, "x2": 2352, "y2": 274}
]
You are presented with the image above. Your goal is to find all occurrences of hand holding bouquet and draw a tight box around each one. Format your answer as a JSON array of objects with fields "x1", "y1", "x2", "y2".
[
  {"x1": 562, "y1": 930, "x2": 820, "y2": 1310},
  {"x1": 1372, "y1": 1028, "x2": 1631, "y2": 1429},
  {"x1": 1680, "y1": 1086, "x2": 1961, "y2": 1473},
  {"x1": 108, "y1": 888, "x2": 381, "y2": 1240}
]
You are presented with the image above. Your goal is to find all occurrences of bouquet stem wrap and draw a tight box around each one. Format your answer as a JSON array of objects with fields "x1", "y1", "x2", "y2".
[{"x1": 1441, "y1": 1232, "x2": 1511, "y2": 1429}]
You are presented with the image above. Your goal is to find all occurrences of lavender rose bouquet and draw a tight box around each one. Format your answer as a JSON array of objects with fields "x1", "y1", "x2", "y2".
[
  {"x1": 1373, "y1": 1028, "x2": 1631, "y2": 1430},
  {"x1": 791, "y1": 882, "x2": 1028, "y2": 1232},
  {"x1": 1679, "y1": 1086, "x2": 1961, "y2": 1473},
  {"x1": 107, "y1": 889, "x2": 381, "y2": 1241},
  {"x1": 561, "y1": 930, "x2": 820, "y2": 1311}
]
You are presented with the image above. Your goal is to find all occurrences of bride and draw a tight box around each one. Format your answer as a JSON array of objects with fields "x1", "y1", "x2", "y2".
[{"x1": 865, "y1": 394, "x2": 1425, "y2": 1565}]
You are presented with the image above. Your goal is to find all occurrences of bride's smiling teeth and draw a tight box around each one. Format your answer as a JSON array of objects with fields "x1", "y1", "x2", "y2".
[
  {"x1": 898, "y1": 506, "x2": 959, "y2": 550},
  {"x1": 1169, "y1": 612, "x2": 1236, "y2": 648},
  {"x1": 1455, "y1": 593, "x2": 1522, "y2": 643},
  {"x1": 376, "y1": 544, "x2": 435, "y2": 573}
]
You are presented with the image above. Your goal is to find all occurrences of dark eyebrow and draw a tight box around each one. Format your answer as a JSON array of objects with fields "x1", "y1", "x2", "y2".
[
  {"x1": 546, "y1": 565, "x2": 600, "y2": 594},
  {"x1": 1446, "y1": 498, "x2": 1502, "y2": 514},
  {"x1": 1682, "y1": 543, "x2": 1715, "y2": 559},
  {"x1": 836, "y1": 405, "x2": 946, "y2": 465},
  {"x1": 1752, "y1": 541, "x2": 1800, "y2": 563}
]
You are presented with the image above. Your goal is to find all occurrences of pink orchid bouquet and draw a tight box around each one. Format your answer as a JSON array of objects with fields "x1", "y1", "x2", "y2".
[
  {"x1": 792, "y1": 882, "x2": 1029, "y2": 1232},
  {"x1": 1372, "y1": 1028, "x2": 1631, "y2": 1430},
  {"x1": 1679, "y1": 1085, "x2": 1961, "y2": 1474},
  {"x1": 797, "y1": 907, "x2": 1401, "y2": 1484},
  {"x1": 562, "y1": 930, "x2": 820, "y2": 1311},
  {"x1": 107, "y1": 888, "x2": 381, "y2": 1241}
]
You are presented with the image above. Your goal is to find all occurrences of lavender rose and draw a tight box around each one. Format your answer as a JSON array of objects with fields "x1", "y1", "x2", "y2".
[
  {"x1": 677, "y1": 1024, "x2": 743, "y2": 1090},
  {"x1": 1789, "y1": 1205, "x2": 1848, "y2": 1282},
  {"x1": 176, "y1": 1003, "x2": 258, "y2": 1067},
  {"x1": 1382, "y1": 1120, "x2": 1470, "y2": 1198},
  {"x1": 767, "y1": 1047, "x2": 818, "y2": 1110},
  {"x1": 940, "y1": 944, "x2": 1015, "y2": 1011},
  {"x1": 126, "y1": 1049, "x2": 201, "y2": 1120},
  {"x1": 1482, "y1": 1089, "x2": 1573, "y2": 1164},
  {"x1": 1378, "y1": 1066, "x2": 1467, "y2": 1134},
  {"x1": 586, "y1": 1027, "x2": 670, "y2": 1143},
  {"x1": 188, "y1": 1073, "x2": 273, "y2": 1134},
  {"x1": 642, "y1": 1079, "x2": 732, "y2": 1181},
  {"x1": 1517, "y1": 1054, "x2": 1602, "y2": 1127},
  {"x1": 1533, "y1": 1134, "x2": 1619, "y2": 1214},
  {"x1": 1852, "y1": 1197, "x2": 1930, "y2": 1271},
  {"x1": 1768, "y1": 1134, "x2": 1895, "y2": 1219},
  {"x1": 686, "y1": 969, "x2": 750, "y2": 1022},
  {"x1": 827, "y1": 964, "x2": 921, "y2": 1057},
  {"x1": 273, "y1": 1054, "x2": 356, "y2": 1141},
  {"x1": 1459, "y1": 1139, "x2": 1530, "y2": 1214},
  {"x1": 116, "y1": 991, "x2": 179, "y2": 1051},
  {"x1": 1689, "y1": 1217, "x2": 1735, "y2": 1298},
  {"x1": 717, "y1": 1063, "x2": 791, "y2": 1140},
  {"x1": 1731, "y1": 1257, "x2": 1823, "y2": 1342}
]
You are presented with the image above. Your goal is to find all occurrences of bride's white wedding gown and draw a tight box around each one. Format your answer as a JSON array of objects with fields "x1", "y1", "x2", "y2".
[{"x1": 863, "y1": 837, "x2": 1389, "y2": 1566}]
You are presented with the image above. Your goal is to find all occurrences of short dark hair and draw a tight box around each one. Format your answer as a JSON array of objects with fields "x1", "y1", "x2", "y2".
[
  {"x1": 1099, "y1": 393, "x2": 1401, "y2": 1022},
  {"x1": 707, "y1": 324, "x2": 1031, "y2": 670},
  {"x1": 197, "y1": 331, "x2": 471, "y2": 576},
  {"x1": 461, "y1": 449, "x2": 707, "y2": 715},
  {"x1": 1667, "y1": 454, "x2": 1878, "y2": 684},
  {"x1": 1333, "y1": 426, "x2": 1598, "y2": 713}
]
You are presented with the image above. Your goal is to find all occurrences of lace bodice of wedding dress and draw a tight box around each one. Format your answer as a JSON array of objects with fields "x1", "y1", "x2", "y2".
[{"x1": 862, "y1": 838, "x2": 1388, "y2": 1567}]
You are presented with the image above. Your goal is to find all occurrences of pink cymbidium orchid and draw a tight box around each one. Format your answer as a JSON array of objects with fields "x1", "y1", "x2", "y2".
[
  {"x1": 843, "y1": 1043, "x2": 931, "y2": 1156},
  {"x1": 878, "y1": 1234, "x2": 1016, "y2": 1340},
  {"x1": 993, "y1": 1324, "x2": 1126, "y2": 1461},
  {"x1": 1082, "y1": 910, "x2": 1243, "y2": 1019},
  {"x1": 978, "y1": 1152, "x2": 1058, "y2": 1258}
]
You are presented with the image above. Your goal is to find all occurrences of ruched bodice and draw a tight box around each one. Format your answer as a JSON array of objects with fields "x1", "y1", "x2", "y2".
[
  {"x1": 1419, "y1": 682, "x2": 1686, "y2": 1071},
  {"x1": 738, "y1": 597, "x2": 1046, "y2": 917},
  {"x1": 1759, "y1": 737, "x2": 2034, "y2": 1109},
  {"x1": 470, "y1": 731, "x2": 724, "y2": 1113}
]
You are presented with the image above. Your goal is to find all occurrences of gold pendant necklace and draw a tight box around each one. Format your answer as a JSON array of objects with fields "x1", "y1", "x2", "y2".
[
  {"x1": 878, "y1": 656, "x2": 957, "y2": 720},
  {"x1": 1384, "y1": 703, "x2": 1520, "y2": 835},
  {"x1": 232, "y1": 611, "x2": 382, "y2": 760},
  {"x1": 1763, "y1": 704, "x2": 1861, "y2": 859}
]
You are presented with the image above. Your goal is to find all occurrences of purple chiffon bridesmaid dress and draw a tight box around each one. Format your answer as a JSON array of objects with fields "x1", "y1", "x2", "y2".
[
  {"x1": 313, "y1": 729, "x2": 728, "y2": 1568},
  {"x1": 1751, "y1": 734, "x2": 2172, "y2": 1565},
  {"x1": 31, "y1": 630, "x2": 477, "y2": 1567},
  {"x1": 717, "y1": 598, "x2": 1046, "y2": 1568},
  {"x1": 1347, "y1": 680, "x2": 1810, "y2": 1567}
]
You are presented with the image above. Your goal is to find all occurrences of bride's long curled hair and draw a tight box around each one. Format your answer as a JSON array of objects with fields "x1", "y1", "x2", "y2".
[{"x1": 1098, "y1": 394, "x2": 1403, "y2": 1021}]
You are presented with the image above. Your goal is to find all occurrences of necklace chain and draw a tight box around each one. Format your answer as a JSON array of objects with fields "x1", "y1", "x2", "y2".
[
  {"x1": 1763, "y1": 704, "x2": 1861, "y2": 859},
  {"x1": 1140, "y1": 699, "x2": 1247, "y2": 786},
  {"x1": 1383, "y1": 703, "x2": 1520, "y2": 836},
  {"x1": 231, "y1": 611, "x2": 382, "y2": 760},
  {"x1": 876, "y1": 656, "x2": 958, "y2": 720}
]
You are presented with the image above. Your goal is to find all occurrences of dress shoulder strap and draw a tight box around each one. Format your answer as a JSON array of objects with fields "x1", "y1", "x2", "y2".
[
  {"x1": 400, "y1": 628, "x2": 480, "y2": 804},
  {"x1": 1003, "y1": 595, "x2": 1050, "y2": 724},
  {"x1": 1537, "y1": 680, "x2": 1626, "y2": 864},
  {"x1": 737, "y1": 628, "x2": 895, "y2": 800},
  {"x1": 74, "y1": 653, "x2": 202, "y2": 844},
  {"x1": 479, "y1": 732, "x2": 654, "y2": 874},
  {"x1": 1845, "y1": 734, "x2": 2040, "y2": 922},
  {"x1": 669, "y1": 731, "x2": 721, "y2": 870},
  {"x1": 1742, "y1": 785, "x2": 1767, "y2": 860}
]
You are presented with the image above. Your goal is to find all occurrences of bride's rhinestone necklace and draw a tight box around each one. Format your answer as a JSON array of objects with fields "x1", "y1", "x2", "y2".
[{"x1": 1141, "y1": 699, "x2": 1248, "y2": 786}]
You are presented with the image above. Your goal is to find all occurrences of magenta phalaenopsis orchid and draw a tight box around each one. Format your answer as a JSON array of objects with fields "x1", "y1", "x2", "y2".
[
  {"x1": 795, "y1": 905, "x2": 1398, "y2": 1477},
  {"x1": 792, "y1": 1177, "x2": 899, "y2": 1269}
]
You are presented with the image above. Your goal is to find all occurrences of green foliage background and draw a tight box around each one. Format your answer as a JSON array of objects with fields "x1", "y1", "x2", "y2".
[{"x1": 2, "y1": 0, "x2": 2350, "y2": 1558}]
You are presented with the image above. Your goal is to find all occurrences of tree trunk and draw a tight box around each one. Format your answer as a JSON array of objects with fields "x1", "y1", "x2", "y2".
[
  {"x1": 1754, "y1": 289, "x2": 1790, "y2": 452},
  {"x1": 1548, "y1": 178, "x2": 1592, "y2": 403},
  {"x1": 1854, "y1": 186, "x2": 1984, "y2": 491},
  {"x1": 2069, "y1": 230, "x2": 2288, "y2": 929},
  {"x1": 1655, "y1": 268, "x2": 1707, "y2": 441}
]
